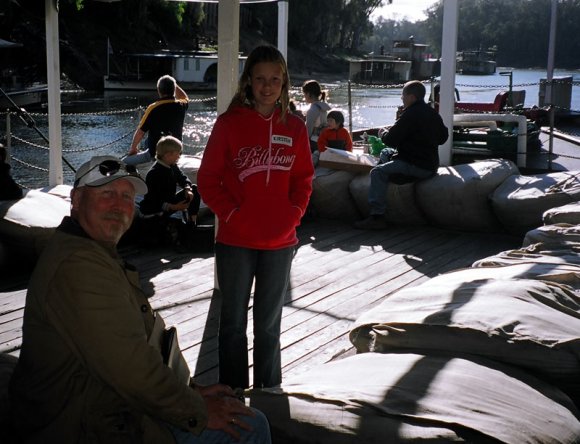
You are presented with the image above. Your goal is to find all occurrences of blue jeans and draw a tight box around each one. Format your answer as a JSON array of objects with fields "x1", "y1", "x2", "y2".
[
  {"x1": 368, "y1": 159, "x2": 433, "y2": 215},
  {"x1": 168, "y1": 409, "x2": 271, "y2": 443},
  {"x1": 123, "y1": 150, "x2": 152, "y2": 166},
  {"x1": 215, "y1": 243, "x2": 294, "y2": 389}
]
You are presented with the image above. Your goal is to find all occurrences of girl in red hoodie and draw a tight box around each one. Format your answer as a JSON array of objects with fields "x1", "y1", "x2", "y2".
[{"x1": 198, "y1": 45, "x2": 314, "y2": 390}]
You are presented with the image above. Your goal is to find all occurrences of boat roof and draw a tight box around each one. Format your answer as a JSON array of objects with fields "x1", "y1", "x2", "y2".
[
  {"x1": 0, "y1": 38, "x2": 23, "y2": 49},
  {"x1": 119, "y1": 50, "x2": 246, "y2": 60},
  {"x1": 349, "y1": 56, "x2": 412, "y2": 64}
]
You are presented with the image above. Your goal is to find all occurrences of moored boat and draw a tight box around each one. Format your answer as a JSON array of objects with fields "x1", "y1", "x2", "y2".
[
  {"x1": 349, "y1": 38, "x2": 440, "y2": 85},
  {"x1": 456, "y1": 48, "x2": 497, "y2": 75},
  {"x1": 104, "y1": 49, "x2": 247, "y2": 91},
  {"x1": 0, "y1": 38, "x2": 47, "y2": 108}
]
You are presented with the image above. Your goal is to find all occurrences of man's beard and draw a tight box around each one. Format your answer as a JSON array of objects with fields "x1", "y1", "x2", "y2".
[{"x1": 103, "y1": 212, "x2": 131, "y2": 242}]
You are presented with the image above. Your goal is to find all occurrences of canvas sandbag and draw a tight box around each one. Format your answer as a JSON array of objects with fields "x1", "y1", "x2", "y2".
[
  {"x1": 415, "y1": 159, "x2": 519, "y2": 232},
  {"x1": 350, "y1": 277, "x2": 580, "y2": 404},
  {"x1": 250, "y1": 353, "x2": 580, "y2": 444},
  {"x1": 473, "y1": 243, "x2": 580, "y2": 268},
  {"x1": 349, "y1": 174, "x2": 427, "y2": 225},
  {"x1": 249, "y1": 388, "x2": 474, "y2": 444},
  {"x1": 543, "y1": 201, "x2": 580, "y2": 225},
  {"x1": 0, "y1": 188, "x2": 70, "y2": 267},
  {"x1": 0, "y1": 188, "x2": 70, "y2": 228},
  {"x1": 439, "y1": 262, "x2": 580, "y2": 290},
  {"x1": 309, "y1": 168, "x2": 360, "y2": 221},
  {"x1": 177, "y1": 153, "x2": 202, "y2": 184},
  {"x1": 523, "y1": 223, "x2": 580, "y2": 247},
  {"x1": 490, "y1": 171, "x2": 580, "y2": 235}
]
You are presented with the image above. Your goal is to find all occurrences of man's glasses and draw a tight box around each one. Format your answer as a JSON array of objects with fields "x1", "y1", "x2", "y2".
[{"x1": 74, "y1": 160, "x2": 138, "y2": 187}]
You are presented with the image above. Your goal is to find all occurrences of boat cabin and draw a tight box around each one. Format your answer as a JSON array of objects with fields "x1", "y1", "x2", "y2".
[
  {"x1": 456, "y1": 48, "x2": 497, "y2": 75},
  {"x1": 104, "y1": 50, "x2": 247, "y2": 91},
  {"x1": 349, "y1": 38, "x2": 440, "y2": 85},
  {"x1": 348, "y1": 56, "x2": 412, "y2": 84}
]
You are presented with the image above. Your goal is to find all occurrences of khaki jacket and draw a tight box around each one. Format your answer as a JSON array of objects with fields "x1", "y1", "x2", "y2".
[{"x1": 10, "y1": 217, "x2": 207, "y2": 443}]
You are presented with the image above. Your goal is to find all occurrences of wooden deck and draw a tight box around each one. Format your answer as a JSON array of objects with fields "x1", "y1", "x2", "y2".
[{"x1": 0, "y1": 218, "x2": 521, "y2": 386}]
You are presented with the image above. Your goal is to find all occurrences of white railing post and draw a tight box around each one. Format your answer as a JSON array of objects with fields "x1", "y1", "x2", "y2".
[
  {"x1": 5, "y1": 111, "x2": 11, "y2": 164},
  {"x1": 45, "y1": 0, "x2": 64, "y2": 185}
]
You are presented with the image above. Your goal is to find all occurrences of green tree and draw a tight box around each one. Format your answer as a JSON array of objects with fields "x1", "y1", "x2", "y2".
[{"x1": 423, "y1": 0, "x2": 580, "y2": 69}]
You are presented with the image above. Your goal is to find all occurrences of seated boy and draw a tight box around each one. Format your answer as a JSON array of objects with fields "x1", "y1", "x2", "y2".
[
  {"x1": 139, "y1": 135, "x2": 201, "y2": 243},
  {"x1": 317, "y1": 110, "x2": 353, "y2": 152}
]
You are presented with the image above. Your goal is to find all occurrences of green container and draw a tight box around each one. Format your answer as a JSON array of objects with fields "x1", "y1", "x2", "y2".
[{"x1": 368, "y1": 136, "x2": 385, "y2": 156}]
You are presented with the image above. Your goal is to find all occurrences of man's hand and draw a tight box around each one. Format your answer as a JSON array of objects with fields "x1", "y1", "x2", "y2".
[
  {"x1": 171, "y1": 200, "x2": 190, "y2": 211},
  {"x1": 378, "y1": 125, "x2": 392, "y2": 138},
  {"x1": 200, "y1": 384, "x2": 256, "y2": 440}
]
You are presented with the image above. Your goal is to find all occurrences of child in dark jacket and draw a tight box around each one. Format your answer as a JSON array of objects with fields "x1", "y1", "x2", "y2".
[
  {"x1": 0, "y1": 144, "x2": 23, "y2": 201},
  {"x1": 139, "y1": 136, "x2": 200, "y2": 237}
]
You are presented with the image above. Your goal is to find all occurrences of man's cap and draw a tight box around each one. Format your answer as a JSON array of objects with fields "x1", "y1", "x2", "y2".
[{"x1": 74, "y1": 155, "x2": 147, "y2": 195}]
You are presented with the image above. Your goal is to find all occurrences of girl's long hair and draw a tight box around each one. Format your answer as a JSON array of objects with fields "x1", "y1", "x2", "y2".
[{"x1": 228, "y1": 45, "x2": 290, "y2": 124}]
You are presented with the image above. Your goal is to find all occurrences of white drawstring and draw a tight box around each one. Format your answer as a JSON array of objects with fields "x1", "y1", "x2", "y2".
[{"x1": 258, "y1": 110, "x2": 275, "y2": 186}]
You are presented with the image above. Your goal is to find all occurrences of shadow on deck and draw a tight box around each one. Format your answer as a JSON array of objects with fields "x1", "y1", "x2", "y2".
[{"x1": 0, "y1": 218, "x2": 522, "y2": 386}]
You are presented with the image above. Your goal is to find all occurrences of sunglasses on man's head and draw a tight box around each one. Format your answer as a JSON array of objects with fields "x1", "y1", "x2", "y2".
[{"x1": 74, "y1": 159, "x2": 138, "y2": 187}]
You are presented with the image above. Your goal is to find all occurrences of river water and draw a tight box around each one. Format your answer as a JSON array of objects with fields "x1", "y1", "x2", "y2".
[{"x1": 5, "y1": 68, "x2": 580, "y2": 189}]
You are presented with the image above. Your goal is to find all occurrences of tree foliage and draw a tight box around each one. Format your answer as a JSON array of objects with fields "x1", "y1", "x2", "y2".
[
  {"x1": 422, "y1": 0, "x2": 580, "y2": 69},
  {"x1": 1, "y1": 0, "x2": 579, "y2": 90},
  {"x1": 284, "y1": 0, "x2": 382, "y2": 52}
]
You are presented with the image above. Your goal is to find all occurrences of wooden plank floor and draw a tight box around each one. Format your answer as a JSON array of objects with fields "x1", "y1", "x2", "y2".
[{"x1": 0, "y1": 218, "x2": 522, "y2": 386}]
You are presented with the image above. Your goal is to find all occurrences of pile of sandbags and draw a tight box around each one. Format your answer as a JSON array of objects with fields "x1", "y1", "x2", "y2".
[
  {"x1": 249, "y1": 207, "x2": 580, "y2": 443},
  {"x1": 349, "y1": 174, "x2": 427, "y2": 225},
  {"x1": 251, "y1": 352, "x2": 580, "y2": 444},
  {"x1": 490, "y1": 171, "x2": 580, "y2": 234},
  {"x1": 311, "y1": 159, "x2": 580, "y2": 237},
  {"x1": 309, "y1": 168, "x2": 361, "y2": 221},
  {"x1": 350, "y1": 272, "x2": 580, "y2": 404},
  {"x1": 416, "y1": 159, "x2": 518, "y2": 232}
]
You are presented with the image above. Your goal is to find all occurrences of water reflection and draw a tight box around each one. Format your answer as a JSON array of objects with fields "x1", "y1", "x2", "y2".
[{"x1": 4, "y1": 68, "x2": 579, "y2": 189}]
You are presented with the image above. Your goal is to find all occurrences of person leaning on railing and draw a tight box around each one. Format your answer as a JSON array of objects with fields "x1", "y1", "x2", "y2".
[{"x1": 124, "y1": 74, "x2": 189, "y2": 166}]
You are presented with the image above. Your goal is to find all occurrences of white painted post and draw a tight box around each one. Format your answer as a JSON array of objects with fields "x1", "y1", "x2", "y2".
[
  {"x1": 546, "y1": 0, "x2": 558, "y2": 170},
  {"x1": 438, "y1": 0, "x2": 459, "y2": 166},
  {"x1": 5, "y1": 112, "x2": 11, "y2": 163},
  {"x1": 278, "y1": 0, "x2": 289, "y2": 60},
  {"x1": 45, "y1": 0, "x2": 64, "y2": 185},
  {"x1": 217, "y1": 0, "x2": 240, "y2": 115},
  {"x1": 545, "y1": 0, "x2": 558, "y2": 105},
  {"x1": 215, "y1": 0, "x2": 242, "y2": 289}
]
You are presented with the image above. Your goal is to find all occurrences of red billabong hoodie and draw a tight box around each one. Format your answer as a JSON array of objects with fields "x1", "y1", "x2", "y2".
[{"x1": 198, "y1": 105, "x2": 314, "y2": 250}]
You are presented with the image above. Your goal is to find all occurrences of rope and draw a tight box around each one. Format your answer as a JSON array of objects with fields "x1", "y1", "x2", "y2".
[
  {"x1": 63, "y1": 130, "x2": 133, "y2": 153},
  {"x1": 189, "y1": 96, "x2": 217, "y2": 103},
  {"x1": 11, "y1": 135, "x2": 49, "y2": 151},
  {"x1": 4, "y1": 81, "x2": 579, "y2": 180},
  {"x1": 11, "y1": 130, "x2": 133, "y2": 153},
  {"x1": 0, "y1": 95, "x2": 216, "y2": 118},
  {"x1": 182, "y1": 142, "x2": 207, "y2": 151},
  {"x1": 11, "y1": 155, "x2": 49, "y2": 172}
]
